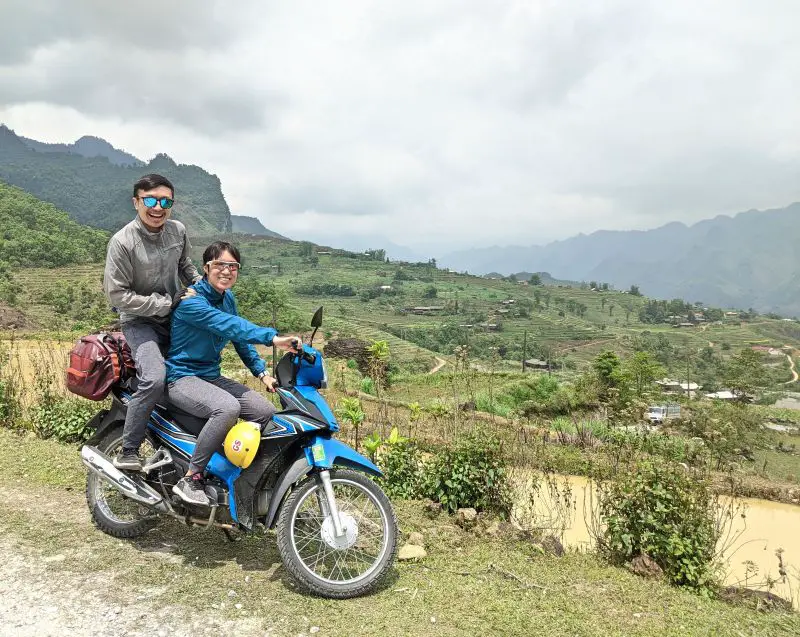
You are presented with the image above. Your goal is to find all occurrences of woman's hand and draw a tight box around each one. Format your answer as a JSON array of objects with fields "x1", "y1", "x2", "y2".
[
  {"x1": 273, "y1": 335, "x2": 302, "y2": 352},
  {"x1": 260, "y1": 374, "x2": 278, "y2": 392}
]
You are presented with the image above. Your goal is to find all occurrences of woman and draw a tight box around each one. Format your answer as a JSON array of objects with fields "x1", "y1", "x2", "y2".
[{"x1": 165, "y1": 240, "x2": 300, "y2": 505}]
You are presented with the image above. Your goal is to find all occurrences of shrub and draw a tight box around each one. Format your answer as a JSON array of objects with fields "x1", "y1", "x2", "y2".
[
  {"x1": 360, "y1": 377, "x2": 375, "y2": 395},
  {"x1": 422, "y1": 433, "x2": 511, "y2": 515},
  {"x1": 596, "y1": 459, "x2": 719, "y2": 592},
  {"x1": 31, "y1": 398, "x2": 97, "y2": 442},
  {"x1": 377, "y1": 439, "x2": 425, "y2": 499}
]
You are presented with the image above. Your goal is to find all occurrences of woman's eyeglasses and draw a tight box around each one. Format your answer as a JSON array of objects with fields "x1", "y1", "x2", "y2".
[
  {"x1": 139, "y1": 196, "x2": 174, "y2": 209},
  {"x1": 206, "y1": 260, "x2": 241, "y2": 272}
]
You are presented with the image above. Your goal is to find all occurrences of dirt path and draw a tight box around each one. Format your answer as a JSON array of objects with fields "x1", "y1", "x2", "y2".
[
  {"x1": 784, "y1": 351, "x2": 798, "y2": 384},
  {"x1": 429, "y1": 356, "x2": 447, "y2": 374}
]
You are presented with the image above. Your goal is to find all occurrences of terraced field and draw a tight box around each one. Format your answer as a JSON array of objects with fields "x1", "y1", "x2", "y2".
[{"x1": 7, "y1": 235, "x2": 800, "y2": 383}]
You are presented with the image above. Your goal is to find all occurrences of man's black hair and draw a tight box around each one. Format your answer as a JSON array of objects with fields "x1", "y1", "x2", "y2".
[
  {"x1": 203, "y1": 241, "x2": 242, "y2": 267},
  {"x1": 133, "y1": 174, "x2": 174, "y2": 197}
]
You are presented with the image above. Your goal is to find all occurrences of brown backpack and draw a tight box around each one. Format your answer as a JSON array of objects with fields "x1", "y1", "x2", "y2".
[{"x1": 66, "y1": 332, "x2": 136, "y2": 401}]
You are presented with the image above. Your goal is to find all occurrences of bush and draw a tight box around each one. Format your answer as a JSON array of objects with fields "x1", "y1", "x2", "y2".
[
  {"x1": 378, "y1": 439, "x2": 425, "y2": 499},
  {"x1": 360, "y1": 377, "x2": 375, "y2": 395},
  {"x1": 596, "y1": 459, "x2": 719, "y2": 592},
  {"x1": 422, "y1": 433, "x2": 511, "y2": 515},
  {"x1": 31, "y1": 398, "x2": 97, "y2": 442}
]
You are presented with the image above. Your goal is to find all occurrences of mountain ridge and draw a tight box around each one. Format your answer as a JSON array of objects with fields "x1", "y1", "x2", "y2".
[{"x1": 441, "y1": 202, "x2": 800, "y2": 316}]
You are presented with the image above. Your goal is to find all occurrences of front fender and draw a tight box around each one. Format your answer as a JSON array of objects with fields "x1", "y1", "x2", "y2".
[{"x1": 305, "y1": 436, "x2": 383, "y2": 477}]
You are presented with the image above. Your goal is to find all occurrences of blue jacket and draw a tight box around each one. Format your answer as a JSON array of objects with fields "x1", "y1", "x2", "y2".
[{"x1": 165, "y1": 278, "x2": 277, "y2": 383}]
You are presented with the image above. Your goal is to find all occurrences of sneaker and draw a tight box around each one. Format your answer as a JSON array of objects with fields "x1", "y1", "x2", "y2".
[
  {"x1": 113, "y1": 448, "x2": 142, "y2": 471},
  {"x1": 172, "y1": 475, "x2": 210, "y2": 506}
]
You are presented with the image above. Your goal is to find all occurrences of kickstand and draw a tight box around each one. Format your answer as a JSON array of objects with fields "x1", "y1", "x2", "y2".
[{"x1": 222, "y1": 528, "x2": 238, "y2": 542}]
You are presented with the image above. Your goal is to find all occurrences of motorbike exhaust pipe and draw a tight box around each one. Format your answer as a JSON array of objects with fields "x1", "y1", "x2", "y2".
[{"x1": 80, "y1": 445, "x2": 163, "y2": 507}]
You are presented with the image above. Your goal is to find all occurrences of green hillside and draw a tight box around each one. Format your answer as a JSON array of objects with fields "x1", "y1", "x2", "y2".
[
  {"x1": 0, "y1": 181, "x2": 109, "y2": 267},
  {"x1": 176, "y1": 234, "x2": 800, "y2": 385},
  {"x1": 0, "y1": 181, "x2": 109, "y2": 312},
  {"x1": 0, "y1": 125, "x2": 231, "y2": 235}
]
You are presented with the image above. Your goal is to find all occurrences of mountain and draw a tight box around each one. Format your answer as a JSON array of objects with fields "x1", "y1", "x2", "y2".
[
  {"x1": 19, "y1": 134, "x2": 143, "y2": 166},
  {"x1": 230, "y1": 215, "x2": 287, "y2": 239},
  {"x1": 0, "y1": 125, "x2": 232, "y2": 235},
  {"x1": 0, "y1": 180, "x2": 108, "y2": 267},
  {"x1": 441, "y1": 202, "x2": 800, "y2": 316}
]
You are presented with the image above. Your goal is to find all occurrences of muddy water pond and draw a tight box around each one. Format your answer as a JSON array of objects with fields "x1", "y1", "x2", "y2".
[{"x1": 512, "y1": 474, "x2": 800, "y2": 609}]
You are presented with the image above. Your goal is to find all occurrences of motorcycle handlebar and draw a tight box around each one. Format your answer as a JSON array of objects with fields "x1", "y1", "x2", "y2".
[{"x1": 301, "y1": 351, "x2": 317, "y2": 365}]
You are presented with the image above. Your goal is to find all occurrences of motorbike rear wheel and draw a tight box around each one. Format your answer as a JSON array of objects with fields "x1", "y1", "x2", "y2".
[
  {"x1": 276, "y1": 468, "x2": 398, "y2": 599},
  {"x1": 85, "y1": 426, "x2": 158, "y2": 539}
]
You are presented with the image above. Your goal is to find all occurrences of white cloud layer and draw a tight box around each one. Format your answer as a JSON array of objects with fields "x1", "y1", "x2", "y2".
[{"x1": 1, "y1": 0, "x2": 799, "y2": 253}]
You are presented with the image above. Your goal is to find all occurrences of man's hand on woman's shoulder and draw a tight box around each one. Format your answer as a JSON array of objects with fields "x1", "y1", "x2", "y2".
[{"x1": 171, "y1": 287, "x2": 197, "y2": 311}]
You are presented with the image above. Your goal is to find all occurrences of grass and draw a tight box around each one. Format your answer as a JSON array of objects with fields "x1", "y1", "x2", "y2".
[{"x1": 1, "y1": 427, "x2": 799, "y2": 636}]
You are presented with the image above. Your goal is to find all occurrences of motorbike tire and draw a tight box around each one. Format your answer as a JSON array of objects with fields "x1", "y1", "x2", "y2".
[
  {"x1": 276, "y1": 468, "x2": 398, "y2": 599},
  {"x1": 85, "y1": 425, "x2": 157, "y2": 539}
]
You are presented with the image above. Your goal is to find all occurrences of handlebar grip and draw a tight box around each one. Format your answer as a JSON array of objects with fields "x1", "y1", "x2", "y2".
[{"x1": 302, "y1": 351, "x2": 317, "y2": 365}]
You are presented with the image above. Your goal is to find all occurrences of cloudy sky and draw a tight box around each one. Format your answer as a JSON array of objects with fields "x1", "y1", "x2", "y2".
[{"x1": 1, "y1": 0, "x2": 798, "y2": 255}]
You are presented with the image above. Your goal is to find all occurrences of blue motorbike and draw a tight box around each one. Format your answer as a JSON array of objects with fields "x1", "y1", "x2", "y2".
[{"x1": 80, "y1": 307, "x2": 398, "y2": 598}]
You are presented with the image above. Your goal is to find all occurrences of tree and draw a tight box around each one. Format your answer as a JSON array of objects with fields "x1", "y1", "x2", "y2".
[
  {"x1": 336, "y1": 397, "x2": 365, "y2": 448},
  {"x1": 629, "y1": 284, "x2": 641, "y2": 296},
  {"x1": 298, "y1": 241, "x2": 314, "y2": 257},
  {"x1": 622, "y1": 352, "x2": 665, "y2": 398},
  {"x1": 724, "y1": 348, "x2": 766, "y2": 402},
  {"x1": 529, "y1": 273, "x2": 542, "y2": 286},
  {"x1": 593, "y1": 351, "x2": 622, "y2": 390},
  {"x1": 423, "y1": 285, "x2": 438, "y2": 299}
]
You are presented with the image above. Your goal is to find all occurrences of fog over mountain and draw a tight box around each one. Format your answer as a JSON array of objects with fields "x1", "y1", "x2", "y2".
[{"x1": 441, "y1": 202, "x2": 800, "y2": 316}]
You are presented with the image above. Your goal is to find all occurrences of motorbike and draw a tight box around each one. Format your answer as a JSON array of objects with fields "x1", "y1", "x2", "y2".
[{"x1": 79, "y1": 306, "x2": 398, "y2": 599}]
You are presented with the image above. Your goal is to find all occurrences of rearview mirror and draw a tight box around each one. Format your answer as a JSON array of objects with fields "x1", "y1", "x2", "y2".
[{"x1": 311, "y1": 306, "x2": 324, "y2": 328}]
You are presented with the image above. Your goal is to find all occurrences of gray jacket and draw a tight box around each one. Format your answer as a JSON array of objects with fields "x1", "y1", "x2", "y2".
[{"x1": 103, "y1": 216, "x2": 201, "y2": 325}]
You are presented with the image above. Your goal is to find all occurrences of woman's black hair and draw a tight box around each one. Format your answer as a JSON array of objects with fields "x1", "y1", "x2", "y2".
[
  {"x1": 133, "y1": 173, "x2": 174, "y2": 197},
  {"x1": 202, "y1": 241, "x2": 242, "y2": 267}
]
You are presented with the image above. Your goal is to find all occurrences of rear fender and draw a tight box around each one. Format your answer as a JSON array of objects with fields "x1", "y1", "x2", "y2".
[{"x1": 81, "y1": 404, "x2": 126, "y2": 448}]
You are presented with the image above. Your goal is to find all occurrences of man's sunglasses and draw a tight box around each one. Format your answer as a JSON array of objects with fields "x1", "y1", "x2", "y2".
[
  {"x1": 206, "y1": 260, "x2": 241, "y2": 272},
  {"x1": 139, "y1": 196, "x2": 174, "y2": 209}
]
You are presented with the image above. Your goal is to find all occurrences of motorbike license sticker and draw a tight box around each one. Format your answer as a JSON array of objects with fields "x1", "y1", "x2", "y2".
[{"x1": 312, "y1": 443, "x2": 326, "y2": 463}]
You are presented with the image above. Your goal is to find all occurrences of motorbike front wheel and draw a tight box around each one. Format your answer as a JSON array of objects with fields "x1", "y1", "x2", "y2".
[{"x1": 276, "y1": 468, "x2": 398, "y2": 598}]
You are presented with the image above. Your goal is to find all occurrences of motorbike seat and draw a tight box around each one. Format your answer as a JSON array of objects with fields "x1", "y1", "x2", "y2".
[{"x1": 153, "y1": 402, "x2": 207, "y2": 437}]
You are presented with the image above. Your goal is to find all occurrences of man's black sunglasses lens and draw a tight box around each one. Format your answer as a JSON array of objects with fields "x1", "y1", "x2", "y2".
[{"x1": 141, "y1": 196, "x2": 174, "y2": 209}]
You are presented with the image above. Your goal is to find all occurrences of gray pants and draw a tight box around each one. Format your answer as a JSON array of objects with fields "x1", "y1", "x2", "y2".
[
  {"x1": 166, "y1": 375, "x2": 277, "y2": 473},
  {"x1": 121, "y1": 320, "x2": 170, "y2": 451}
]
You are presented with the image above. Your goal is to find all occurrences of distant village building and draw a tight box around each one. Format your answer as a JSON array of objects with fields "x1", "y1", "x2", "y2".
[
  {"x1": 477, "y1": 322, "x2": 501, "y2": 331},
  {"x1": 524, "y1": 359, "x2": 550, "y2": 370},
  {"x1": 407, "y1": 306, "x2": 445, "y2": 315},
  {"x1": 501, "y1": 299, "x2": 516, "y2": 305},
  {"x1": 656, "y1": 378, "x2": 700, "y2": 397},
  {"x1": 672, "y1": 322, "x2": 695, "y2": 328},
  {"x1": 316, "y1": 251, "x2": 332, "y2": 255},
  {"x1": 705, "y1": 390, "x2": 752, "y2": 402},
  {"x1": 379, "y1": 285, "x2": 393, "y2": 291}
]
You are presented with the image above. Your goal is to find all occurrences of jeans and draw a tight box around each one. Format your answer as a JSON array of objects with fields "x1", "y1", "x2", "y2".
[
  {"x1": 166, "y1": 375, "x2": 277, "y2": 473},
  {"x1": 121, "y1": 320, "x2": 169, "y2": 451}
]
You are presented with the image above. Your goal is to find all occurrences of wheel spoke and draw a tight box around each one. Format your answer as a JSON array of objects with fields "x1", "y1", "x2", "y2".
[{"x1": 290, "y1": 477, "x2": 390, "y2": 585}]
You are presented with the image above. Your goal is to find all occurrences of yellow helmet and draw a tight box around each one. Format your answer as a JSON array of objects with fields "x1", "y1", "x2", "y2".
[{"x1": 223, "y1": 420, "x2": 261, "y2": 468}]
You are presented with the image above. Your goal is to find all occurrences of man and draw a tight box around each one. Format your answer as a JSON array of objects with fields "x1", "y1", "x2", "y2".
[{"x1": 104, "y1": 174, "x2": 201, "y2": 470}]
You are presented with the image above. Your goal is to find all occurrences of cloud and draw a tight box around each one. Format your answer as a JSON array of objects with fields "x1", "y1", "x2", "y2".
[{"x1": 1, "y1": 0, "x2": 799, "y2": 252}]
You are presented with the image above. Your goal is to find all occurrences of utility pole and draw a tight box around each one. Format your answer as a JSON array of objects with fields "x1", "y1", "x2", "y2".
[
  {"x1": 522, "y1": 330, "x2": 528, "y2": 372},
  {"x1": 685, "y1": 347, "x2": 691, "y2": 400}
]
